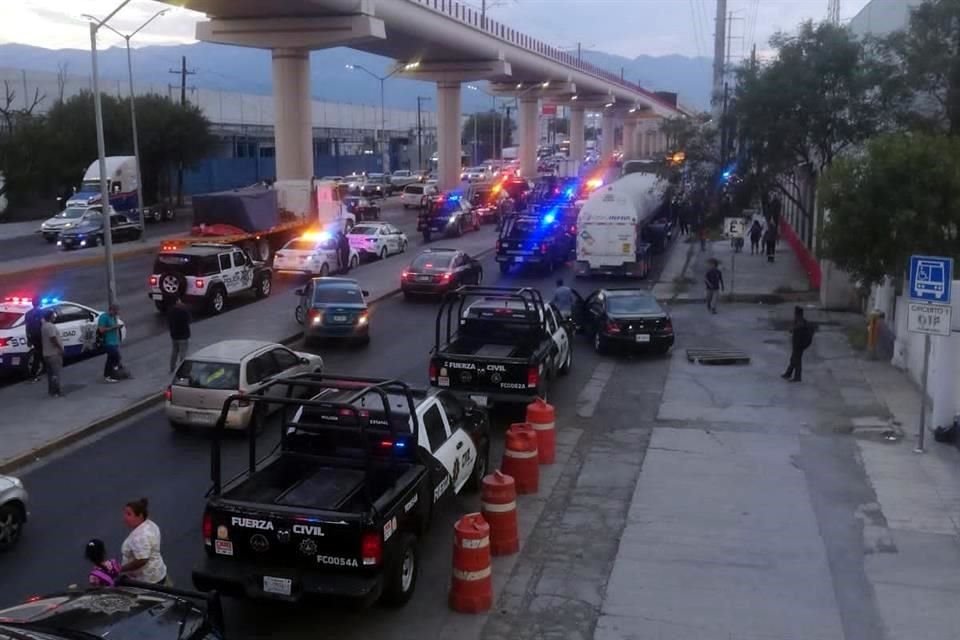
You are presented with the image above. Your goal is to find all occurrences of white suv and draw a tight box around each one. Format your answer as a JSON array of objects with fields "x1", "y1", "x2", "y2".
[
  {"x1": 148, "y1": 243, "x2": 272, "y2": 315},
  {"x1": 400, "y1": 183, "x2": 439, "y2": 209}
]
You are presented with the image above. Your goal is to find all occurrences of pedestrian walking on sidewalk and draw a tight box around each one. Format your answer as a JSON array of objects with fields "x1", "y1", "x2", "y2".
[
  {"x1": 25, "y1": 298, "x2": 44, "y2": 382},
  {"x1": 166, "y1": 297, "x2": 191, "y2": 374},
  {"x1": 782, "y1": 306, "x2": 814, "y2": 382},
  {"x1": 749, "y1": 219, "x2": 763, "y2": 255},
  {"x1": 41, "y1": 310, "x2": 64, "y2": 397},
  {"x1": 704, "y1": 258, "x2": 724, "y2": 314},
  {"x1": 764, "y1": 225, "x2": 778, "y2": 263},
  {"x1": 98, "y1": 304, "x2": 123, "y2": 383},
  {"x1": 120, "y1": 497, "x2": 169, "y2": 586}
]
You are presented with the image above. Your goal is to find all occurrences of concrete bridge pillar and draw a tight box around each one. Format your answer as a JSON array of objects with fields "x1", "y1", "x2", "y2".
[
  {"x1": 272, "y1": 48, "x2": 313, "y2": 181},
  {"x1": 569, "y1": 105, "x2": 585, "y2": 162},
  {"x1": 518, "y1": 96, "x2": 539, "y2": 179},
  {"x1": 623, "y1": 120, "x2": 638, "y2": 161},
  {"x1": 601, "y1": 112, "x2": 616, "y2": 161},
  {"x1": 436, "y1": 81, "x2": 462, "y2": 191}
]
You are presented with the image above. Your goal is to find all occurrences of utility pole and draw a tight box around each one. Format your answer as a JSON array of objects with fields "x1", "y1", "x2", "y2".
[
  {"x1": 712, "y1": 0, "x2": 727, "y2": 117},
  {"x1": 169, "y1": 56, "x2": 195, "y2": 206},
  {"x1": 577, "y1": 41, "x2": 581, "y2": 63},
  {"x1": 417, "y1": 96, "x2": 431, "y2": 170}
]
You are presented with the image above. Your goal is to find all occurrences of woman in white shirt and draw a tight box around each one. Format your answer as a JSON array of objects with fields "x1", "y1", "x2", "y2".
[{"x1": 120, "y1": 497, "x2": 169, "y2": 585}]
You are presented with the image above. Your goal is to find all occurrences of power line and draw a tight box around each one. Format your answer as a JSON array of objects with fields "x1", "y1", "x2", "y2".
[
  {"x1": 689, "y1": 0, "x2": 705, "y2": 60},
  {"x1": 168, "y1": 55, "x2": 196, "y2": 105}
]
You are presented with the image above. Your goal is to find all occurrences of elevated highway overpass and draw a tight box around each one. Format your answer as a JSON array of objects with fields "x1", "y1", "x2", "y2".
[{"x1": 167, "y1": 0, "x2": 685, "y2": 188}]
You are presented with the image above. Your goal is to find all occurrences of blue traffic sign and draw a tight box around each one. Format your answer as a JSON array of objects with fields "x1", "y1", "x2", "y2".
[{"x1": 909, "y1": 255, "x2": 953, "y2": 304}]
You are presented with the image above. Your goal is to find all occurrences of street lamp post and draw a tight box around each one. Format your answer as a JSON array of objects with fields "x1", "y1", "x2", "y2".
[
  {"x1": 85, "y1": 0, "x2": 132, "y2": 308},
  {"x1": 416, "y1": 96, "x2": 431, "y2": 170},
  {"x1": 87, "y1": 9, "x2": 169, "y2": 243},
  {"x1": 346, "y1": 62, "x2": 420, "y2": 174}
]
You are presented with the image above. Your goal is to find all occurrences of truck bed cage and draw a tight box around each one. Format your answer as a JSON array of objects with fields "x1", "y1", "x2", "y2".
[
  {"x1": 434, "y1": 285, "x2": 547, "y2": 351},
  {"x1": 210, "y1": 373, "x2": 418, "y2": 498}
]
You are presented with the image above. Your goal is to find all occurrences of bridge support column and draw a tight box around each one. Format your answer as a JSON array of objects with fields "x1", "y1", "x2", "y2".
[
  {"x1": 519, "y1": 96, "x2": 539, "y2": 178},
  {"x1": 622, "y1": 120, "x2": 638, "y2": 161},
  {"x1": 601, "y1": 112, "x2": 616, "y2": 162},
  {"x1": 436, "y1": 81, "x2": 462, "y2": 191},
  {"x1": 272, "y1": 48, "x2": 313, "y2": 181},
  {"x1": 569, "y1": 105, "x2": 585, "y2": 162}
]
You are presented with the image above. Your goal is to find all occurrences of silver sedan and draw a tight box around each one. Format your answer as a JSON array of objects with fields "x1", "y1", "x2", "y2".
[{"x1": 0, "y1": 474, "x2": 28, "y2": 551}]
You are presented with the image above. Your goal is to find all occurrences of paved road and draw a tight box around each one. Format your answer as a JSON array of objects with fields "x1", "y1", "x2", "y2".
[
  {"x1": 0, "y1": 236, "x2": 676, "y2": 638},
  {"x1": 0, "y1": 215, "x2": 195, "y2": 262}
]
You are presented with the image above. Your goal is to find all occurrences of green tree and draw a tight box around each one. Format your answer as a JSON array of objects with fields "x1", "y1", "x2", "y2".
[
  {"x1": 819, "y1": 132, "x2": 960, "y2": 286},
  {"x1": 880, "y1": 0, "x2": 960, "y2": 135},
  {"x1": 461, "y1": 111, "x2": 513, "y2": 159},
  {"x1": 731, "y1": 21, "x2": 898, "y2": 220}
]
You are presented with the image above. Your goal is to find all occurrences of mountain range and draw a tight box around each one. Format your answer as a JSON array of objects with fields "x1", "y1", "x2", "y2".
[{"x1": 0, "y1": 42, "x2": 712, "y2": 112}]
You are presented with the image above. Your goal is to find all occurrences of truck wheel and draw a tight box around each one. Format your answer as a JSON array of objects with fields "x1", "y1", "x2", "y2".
[
  {"x1": 382, "y1": 534, "x2": 418, "y2": 607},
  {"x1": 159, "y1": 272, "x2": 185, "y2": 298},
  {"x1": 208, "y1": 287, "x2": 226, "y2": 315},
  {"x1": 255, "y1": 273, "x2": 272, "y2": 299},
  {"x1": 465, "y1": 443, "x2": 489, "y2": 492},
  {"x1": 163, "y1": 206, "x2": 175, "y2": 222}
]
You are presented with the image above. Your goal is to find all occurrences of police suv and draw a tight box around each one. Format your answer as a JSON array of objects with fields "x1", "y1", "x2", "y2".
[
  {"x1": 149, "y1": 243, "x2": 272, "y2": 314},
  {"x1": 0, "y1": 296, "x2": 126, "y2": 376}
]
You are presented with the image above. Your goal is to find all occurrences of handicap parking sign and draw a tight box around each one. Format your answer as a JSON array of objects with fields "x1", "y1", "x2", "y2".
[{"x1": 909, "y1": 255, "x2": 953, "y2": 304}]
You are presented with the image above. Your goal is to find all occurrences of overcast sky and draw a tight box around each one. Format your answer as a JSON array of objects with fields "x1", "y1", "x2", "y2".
[{"x1": 3, "y1": 0, "x2": 874, "y2": 59}]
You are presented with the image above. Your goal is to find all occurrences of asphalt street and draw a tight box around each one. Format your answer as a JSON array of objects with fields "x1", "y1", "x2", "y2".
[
  {"x1": 0, "y1": 215, "x2": 195, "y2": 262},
  {"x1": 0, "y1": 236, "x2": 676, "y2": 639}
]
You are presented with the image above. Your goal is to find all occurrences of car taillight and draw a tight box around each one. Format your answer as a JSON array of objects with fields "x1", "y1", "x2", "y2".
[
  {"x1": 664, "y1": 318, "x2": 674, "y2": 334},
  {"x1": 429, "y1": 360, "x2": 438, "y2": 381},
  {"x1": 0, "y1": 337, "x2": 11, "y2": 348},
  {"x1": 163, "y1": 385, "x2": 172, "y2": 401},
  {"x1": 441, "y1": 272, "x2": 452, "y2": 281},
  {"x1": 195, "y1": 279, "x2": 205, "y2": 289},
  {"x1": 202, "y1": 512, "x2": 213, "y2": 545},
  {"x1": 527, "y1": 365, "x2": 539, "y2": 388},
  {"x1": 606, "y1": 321, "x2": 621, "y2": 334},
  {"x1": 496, "y1": 240, "x2": 502, "y2": 252},
  {"x1": 149, "y1": 276, "x2": 158, "y2": 287},
  {"x1": 401, "y1": 270, "x2": 410, "y2": 280},
  {"x1": 361, "y1": 531, "x2": 382, "y2": 566}
]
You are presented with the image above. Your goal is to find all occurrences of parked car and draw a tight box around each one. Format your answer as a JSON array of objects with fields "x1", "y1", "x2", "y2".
[
  {"x1": 0, "y1": 474, "x2": 28, "y2": 551},
  {"x1": 0, "y1": 583, "x2": 225, "y2": 640},
  {"x1": 401, "y1": 248, "x2": 483, "y2": 299},
  {"x1": 401, "y1": 183, "x2": 439, "y2": 209},
  {"x1": 294, "y1": 277, "x2": 371, "y2": 346},
  {"x1": 273, "y1": 233, "x2": 359, "y2": 277},
  {"x1": 166, "y1": 339, "x2": 323, "y2": 430},
  {"x1": 347, "y1": 222, "x2": 408, "y2": 261},
  {"x1": 390, "y1": 169, "x2": 419, "y2": 189},
  {"x1": 574, "y1": 288, "x2": 674, "y2": 355}
]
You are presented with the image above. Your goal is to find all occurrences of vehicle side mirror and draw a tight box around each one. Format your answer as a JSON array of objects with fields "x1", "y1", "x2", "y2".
[
  {"x1": 294, "y1": 288, "x2": 304, "y2": 296},
  {"x1": 361, "y1": 290, "x2": 370, "y2": 297},
  {"x1": 300, "y1": 357, "x2": 310, "y2": 365}
]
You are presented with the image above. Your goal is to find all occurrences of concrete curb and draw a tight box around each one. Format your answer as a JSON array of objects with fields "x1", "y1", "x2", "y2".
[
  {"x1": 657, "y1": 291, "x2": 820, "y2": 305},
  {"x1": 0, "y1": 246, "x2": 496, "y2": 474},
  {"x1": 0, "y1": 242, "x2": 165, "y2": 279}
]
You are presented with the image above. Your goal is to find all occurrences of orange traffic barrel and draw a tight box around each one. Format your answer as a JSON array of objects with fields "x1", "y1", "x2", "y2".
[
  {"x1": 500, "y1": 423, "x2": 539, "y2": 494},
  {"x1": 526, "y1": 398, "x2": 556, "y2": 464},
  {"x1": 481, "y1": 471, "x2": 519, "y2": 556},
  {"x1": 449, "y1": 513, "x2": 493, "y2": 613}
]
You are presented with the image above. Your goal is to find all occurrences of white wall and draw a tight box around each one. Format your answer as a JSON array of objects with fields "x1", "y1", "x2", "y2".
[{"x1": 848, "y1": 0, "x2": 923, "y2": 38}]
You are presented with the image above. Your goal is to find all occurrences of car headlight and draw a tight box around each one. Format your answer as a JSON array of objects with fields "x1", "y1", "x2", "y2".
[
  {"x1": 357, "y1": 313, "x2": 368, "y2": 326},
  {"x1": 449, "y1": 215, "x2": 457, "y2": 223},
  {"x1": 64, "y1": 223, "x2": 74, "y2": 229},
  {"x1": 311, "y1": 314, "x2": 322, "y2": 325},
  {"x1": 8, "y1": 477, "x2": 22, "y2": 487}
]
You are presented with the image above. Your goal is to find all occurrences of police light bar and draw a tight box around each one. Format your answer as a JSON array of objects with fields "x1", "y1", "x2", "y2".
[
  {"x1": 40, "y1": 297, "x2": 60, "y2": 305},
  {"x1": 3, "y1": 297, "x2": 32, "y2": 305},
  {"x1": 302, "y1": 230, "x2": 332, "y2": 243}
]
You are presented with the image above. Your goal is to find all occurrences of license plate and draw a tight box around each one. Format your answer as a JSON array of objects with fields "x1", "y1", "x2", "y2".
[
  {"x1": 263, "y1": 576, "x2": 292, "y2": 596},
  {"x1": 333, "y1": 315, "x2": 347, "y2": 322},
  {"x1": 214, "y1": 540, "x2": 234, "y2": 556},
  {"x1": 151, "y1": 294, "x2": 162, "y2": 301},
  {"x1": 418, "y1": 276, "x2": 432, "y2": 282},
  {"x1": 438, "y1": 376, "x2": 450, "y2": 387},
  {"x1": 11, "y1": 356, "x2": 20, "y2": 366},
  {"x1": 635, "y1": 334, "x2": 651, "y2": 343},
  {"x1": 187, "y1": 411, "x2": 215, "y2": 424},
  {"x1": 514, "y1": 256, "x2": 524, "y2": 263},
  {"x1": 470, "y1": 395, "x2": 489, "y2": 407}
]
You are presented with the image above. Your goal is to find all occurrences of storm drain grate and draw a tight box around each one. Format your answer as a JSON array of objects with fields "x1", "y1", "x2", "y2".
[{"x1": 686, "y1": 348, "x2": 751, "y2": 365}]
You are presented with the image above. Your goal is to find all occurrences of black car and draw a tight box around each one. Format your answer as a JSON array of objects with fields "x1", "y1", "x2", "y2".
[
  {"x1": 58, "y1": 211, "x2": 142, "y2": 250},
  {"x1": 401, "y1": 248, "x2": 483, "y2": 299},
  {"x1": 0, "y1": 582, "x2": 225, "y2": 640},
  {"x1": 360, "y1": 174, "x2": 391, "y2": 198},
  {"x1": 575, "y1": 288, "x2": 674, "y2": 355},
  {"x1": 342, "y1": 196, "x2": 380, "y2": 221},
  {"x1": 417, "y1": 194, "x2": 479, "y2": 242},
  {"x1": 470, "y1": 186, "x2": 513, "y2": 225}
]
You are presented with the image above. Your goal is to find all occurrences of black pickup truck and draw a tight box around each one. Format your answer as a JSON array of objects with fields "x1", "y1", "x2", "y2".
[
  {"x1": 193, "y1": 374, "x2": 490, "y2": 606},
  {"x1": 429, "y1": 286, "x2": 573, "y2": 405},
  {"x1": 417, "y1": 193, "x2": 479, "y2": 242},
  {"x1": 496, "y1": 212, "x2": 574, "y2": 275}
]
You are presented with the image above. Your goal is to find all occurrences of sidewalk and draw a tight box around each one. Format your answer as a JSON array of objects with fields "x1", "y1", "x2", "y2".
[
  {"x1": 596, "y1": 240, "x2": 960, "y2": 638},
  {"x1": 0, "y1": 227, "x2": 497, "y2": 473},
  {"x1": 653, "y1": 232, "x2": 812, "y2": 303},
  {"x1": 0, "y1": 220, "x2": 43, "y2": 241}
]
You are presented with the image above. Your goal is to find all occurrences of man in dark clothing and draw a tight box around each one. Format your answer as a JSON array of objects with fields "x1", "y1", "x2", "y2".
[
  {"x1": 24, "y1": 299, "x2": 44, "y2": 382},
  {"x1": 764, "y1": 225, "x2": 778, "y2": 262},
  {"x1": 749, "y1": 220, "x2": 763, "y2": 255},
  {"x1": 782, "y1": 306, "x2": 812, "y2": 382},
  {"x1": 166, "y1": 297, "x2": 191, "y2": 373},
  {"x1": 704, "y1": 258, "x2": 724, "y2": 314},
  {"x1": 337, "y1": 230, "x2": 351, "y2": 274}
]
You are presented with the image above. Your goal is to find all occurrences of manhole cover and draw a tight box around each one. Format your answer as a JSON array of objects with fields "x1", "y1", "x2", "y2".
[{"x1": 686, "y1": 348, "x2": 751, "y2": 365}]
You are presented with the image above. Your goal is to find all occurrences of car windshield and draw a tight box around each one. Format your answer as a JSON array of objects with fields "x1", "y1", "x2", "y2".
[
  {"x1": 284, "y1": 239, "x2": 335, "y2": 252},
  {"x1": 55, "y1": 207, "x2": 86, "y2": 219},
  {"x1": 350, "y1": 226, "x2": 379, "y2": 236},
  {"x1": 411, "y1": 253, "x2": 454, "y2": 271},
  {"x1": 0, "y1": 311, "x2": 23, "y2": 330},
  {"x1": 606, "y1": 294, "x2": 659, "y2": 315},
  {"x1": 174, "y1": 360, "x2": 241, "y2": 390},
  {"x1": 505, "y1": 219, "x2": 539, "y2": 238},
  {"x1": 154, "y1": 254, "x2": 220, "y2": 277},
  {"x1": 313, "y1": 286, "x2": 364, "y2": 304},
  {"x1": 404, "y1": 185, "x2": 424, "y2": 194}
]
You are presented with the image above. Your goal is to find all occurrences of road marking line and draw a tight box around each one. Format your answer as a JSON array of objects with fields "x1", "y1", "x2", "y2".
[{"x1": 577, "y1": 361, "x2": 615, "y2": 418}]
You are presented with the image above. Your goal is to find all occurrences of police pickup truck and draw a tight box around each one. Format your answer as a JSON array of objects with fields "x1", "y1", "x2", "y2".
[
  {"x1": 429, "y1": 286, "x2": 573, "y2": 405},
  {"x1": 193, "y1": 374, "x2": 489, "y2": 607},
  {"x1": 496, "y1": 211, "x2": 574, "y2": 275}
]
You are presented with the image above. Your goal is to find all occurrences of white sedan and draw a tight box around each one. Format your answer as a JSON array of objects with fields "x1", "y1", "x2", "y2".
[
  {"x1": 347, "y1": 222, "x2": 409, "y2": 261},
  {"x1": 0, "y1": 296, "x2": 126, "y2": 377},
  {"x1": 273, "y1": 234, "x2": 360, "y2": 277}
]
